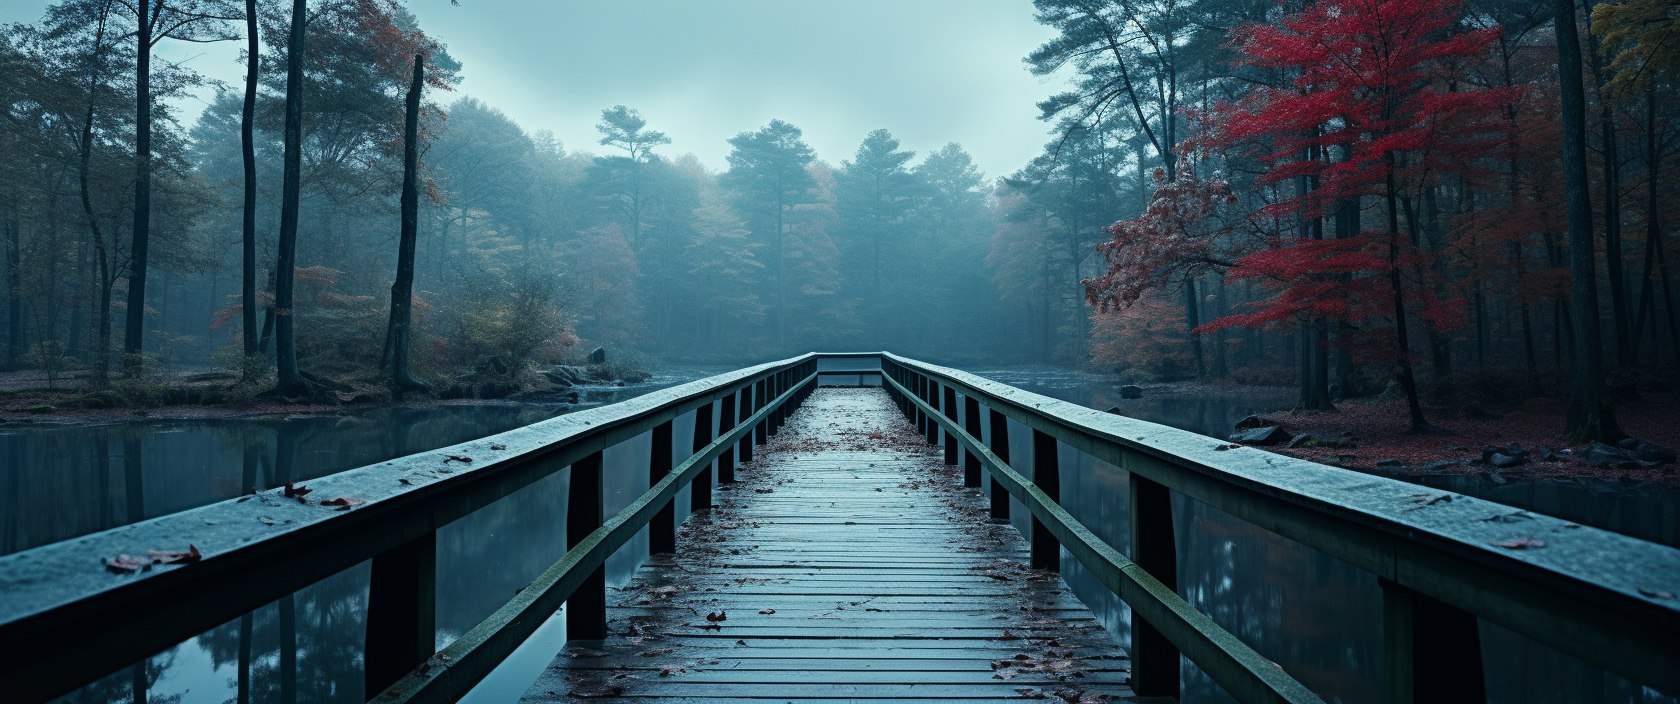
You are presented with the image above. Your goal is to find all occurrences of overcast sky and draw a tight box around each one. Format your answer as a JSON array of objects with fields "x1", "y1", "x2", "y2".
[{"x1": 0, "y1": 0, "x2": 1071, "y2": 179}]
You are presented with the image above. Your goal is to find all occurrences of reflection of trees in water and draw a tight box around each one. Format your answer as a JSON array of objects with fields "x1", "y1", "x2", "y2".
[
  {"x1": 197, "y1": 565, "x2": 371, "y2": 704},
  {"x1": 436, "y1": 468, "x2": 570, "y2": 647},
  {"x1": 1176, "y1": 499, "x2": 1382, "y2": 704},
  {"x1": 49, "y1": 654, "x2": 180, "y2": 704}
]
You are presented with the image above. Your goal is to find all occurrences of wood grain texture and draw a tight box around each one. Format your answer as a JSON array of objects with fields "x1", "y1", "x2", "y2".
[{"x1": 522, "y1": 388, "x2": 1146, "y2": 702}]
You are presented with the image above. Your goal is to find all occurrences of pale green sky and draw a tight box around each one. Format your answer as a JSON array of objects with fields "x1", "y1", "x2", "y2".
[{"x1": 1, "y1": 0, "x2": 1070, "y2": 179}]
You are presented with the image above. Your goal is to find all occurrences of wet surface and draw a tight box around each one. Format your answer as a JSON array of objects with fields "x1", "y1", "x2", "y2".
[{"x1": 523, "y1": 388, "x2": 1140, "y2": 703}]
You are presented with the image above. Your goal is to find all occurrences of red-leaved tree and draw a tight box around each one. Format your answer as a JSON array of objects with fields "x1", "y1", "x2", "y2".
[{"x1": 1090, "y1": 0, "x2": 1509, "y2": 431}]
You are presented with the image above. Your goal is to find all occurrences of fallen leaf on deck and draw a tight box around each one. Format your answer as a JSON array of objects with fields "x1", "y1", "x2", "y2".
[
  {"x1": 105, "y1": 555, "x2": 150, "y2": 573},
  {"x1": 443, "y1": 455, "x2": 473, "y2": 464},
  {"x1": 635, "y1": 648, "x2": 675, "y2": 657},
  {"x1": 490, "y1": 444, "x2": 506, "y2": 451},
  {"x1": 657, "y1": 664, "x2": 685, "y2": 677},
  {"x1": 284, "y1": 482, "x2": 312, "y2": 502},
  {"x1": 148, "y1": 545, "x2": 201, "y2": 565},
  {"x1": 568, "y1": 683, "x2": 624, "y2": 698},
  {"x1": 758, "y1": 609, "x2": 775, "y2": 614},
  {"x1": 1638, "y1": 588, "x2": 1676, "y2": 600},
  {"x1": 1491, "y1": 537, "x2": 1546, "y2": 549},
  {"x1": 705, "y1": 611, "x2": 727, "y2": 622},
  {"x1": 320, "y1": 497, "x2": 366, "y2": 510}
]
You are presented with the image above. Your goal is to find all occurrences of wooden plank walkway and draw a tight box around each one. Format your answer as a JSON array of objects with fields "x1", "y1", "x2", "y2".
[{"x1": 522, "y1": 387, "x2": 1143, "y2": 703}]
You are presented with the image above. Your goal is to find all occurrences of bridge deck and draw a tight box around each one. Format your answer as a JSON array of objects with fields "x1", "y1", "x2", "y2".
[{"x1": 522, "y1": 387, "x2": 1143, "y2": 703}]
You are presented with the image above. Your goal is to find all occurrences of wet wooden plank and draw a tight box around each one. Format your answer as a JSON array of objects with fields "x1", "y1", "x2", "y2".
[{"x1": 522, "y1": 388, "x2": 1139, "y2": 702}]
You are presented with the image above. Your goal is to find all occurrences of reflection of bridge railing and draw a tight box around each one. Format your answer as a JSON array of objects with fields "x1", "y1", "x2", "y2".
[{"x1": 2, "y1": 353, "x2": 1675, "y2": 703}]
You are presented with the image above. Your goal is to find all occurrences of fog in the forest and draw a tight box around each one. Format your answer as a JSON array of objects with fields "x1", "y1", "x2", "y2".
[{"x1": 1, "y1": 0, "x2": 1676, "y2": 407}]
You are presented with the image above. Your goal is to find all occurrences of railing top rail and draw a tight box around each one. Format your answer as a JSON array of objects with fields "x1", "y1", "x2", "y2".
[
  {"x1": 0, "y1": 353, "x2": 816, "y2": 696},
  {"x1": 882, "y1": 352, "x2": 1680, "y2": 694}
]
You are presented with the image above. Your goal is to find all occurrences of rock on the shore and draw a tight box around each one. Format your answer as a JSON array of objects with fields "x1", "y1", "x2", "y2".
[
  {"x1": 589, "y1": 347, "x2": 607, "y2": 363},
  {"x1": 1582, "y1": 442, "x2": 1641, "y2": 469},
  {"x1": 1234, "y1": 415, "x2": 1270, "y2": 431},
  {"x1": 1229, "y1": 425, "x2": 1292, "y2": 446},
  {"x1": 1619, "y1": 437, "x2": 1678, "y2": 463},
  {"x1": 1119, "y1": 385, "x2": 1143, "y2": 399},
  {"x1": 1376, "y1": 458, "x2": 1404, "y2": 469}
]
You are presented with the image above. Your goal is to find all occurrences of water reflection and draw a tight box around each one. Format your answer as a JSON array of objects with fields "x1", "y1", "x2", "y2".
[
  {"x1": 971, "y1": 368, "x2": 1676, "y2": 704},
  {"x1": 7, "y1": 373, "x2": 708, "y2": 704}
]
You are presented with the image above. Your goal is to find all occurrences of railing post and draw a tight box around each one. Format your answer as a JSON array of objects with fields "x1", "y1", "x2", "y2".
[
  {"x1": 692, "y1": 402, "x2": 714, "y2": 510},
  {"x1": 566, "y1": 450, "x2": 606, "y2": 641},
  {"x1": 649, "y1": 420, "x2": 676, "y2": 555},
  {"x1": 717, "y1": 390, "x2": 737, "y2": 484},
  {"x1": 941, "y1": 386, "x2": 960, "y2": 467},
  {"x1": 738, "y1": 384, "x2": 755, "y2": 465},
  {"x1": 1029, "y1": 429, "x2": 1060, "y2": 572},
  {"x1": 1380, "y1": 578, "x2": 1487, "y2": 704},
  {"x1": 365, "y1": 530, "x2": 436, "y2": 696},
  {"x1": 770, "y1": 373, "x2": 783, "y2": 435},
  {"x1": 1129, "y1": 473, "x2": 1180, "y2": 699},
  {"x1": 987, "y1": 408, "x2": 1010, "y2": 522},
  {"x1": 754, "y1": 379, "x2": 768, "y2": 445},
  {"x1": 962, "y1": 396, "x2": 983, "y2": 488}
]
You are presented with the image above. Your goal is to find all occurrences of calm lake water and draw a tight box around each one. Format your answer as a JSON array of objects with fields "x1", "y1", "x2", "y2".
[{"x1": 6, "y1": 365, "x2": 1674, "y2": 703}]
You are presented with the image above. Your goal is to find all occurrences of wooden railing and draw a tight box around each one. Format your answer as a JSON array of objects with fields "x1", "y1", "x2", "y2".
[
  {"x1": 4, "y1": 352, "x2": 1676, "y2": 704},
  {"x1": 0, "y1": 355, "x2": 819, "y2": 703},
  {"x1": 881, "y1": 353, "x2": 1680, "y2": 704}
]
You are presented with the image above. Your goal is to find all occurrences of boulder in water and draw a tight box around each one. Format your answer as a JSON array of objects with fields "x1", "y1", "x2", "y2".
[{"x1": 588, "y1": 347, "x2": 607, "y2": 364}]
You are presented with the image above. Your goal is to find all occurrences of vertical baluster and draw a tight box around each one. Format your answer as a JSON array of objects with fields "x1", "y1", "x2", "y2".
[
  {"x1": 941, "y1": 386, "x2": 960, "y2": 466},
  {"x1": 649, "y1": 420, "x2": 675, "y2": 555},
  {"x1": 365, "y1": 530, "x2": 436, "y2": 695},
  {"x1": 1380, "y1": 579, "x2": 1487, "y2": 704},
  {"x1": 987, "y1": 409, "x2": 1010, "y2": 522},
  {"x1": 565, "y1": 450, "x2": 606, "y2": 641},
  {"x1": 770, "y1": 373, "x2": 783, "y2": 435},
  {"x1": 962, "y1": 396, "x2": 983, "y2": 488},
  {"x1": 692, "y1": 402, "x2": 714, "y2": 511},
  {"x1": 739, "y1": 383, "x2": 755, "y2": 464},
  {"x1": 754, "y1": 379, "x2": 769, "y2": 445},
  {"x1": 1029, "y1": 429, "x2": 1060, "y2": 571},
  {"x1": 1129, "y1": 471, "x2": 1179, "y2": 699},
  {"x1": 914, "y1": 377, "x2": 926, "y2": 436},
  {"x1": 718, "y1": 390, "x2": 738, "y2": 483}
]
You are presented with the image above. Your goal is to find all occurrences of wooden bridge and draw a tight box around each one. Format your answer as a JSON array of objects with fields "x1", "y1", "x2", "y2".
[{"x1": 1, "y1": 353, "x2": 1676, "y2": 703}]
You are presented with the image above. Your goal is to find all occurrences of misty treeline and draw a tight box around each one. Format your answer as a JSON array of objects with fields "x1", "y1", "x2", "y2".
[
  {"x1": 0, "y1": 0, "x2": 1005, "y2": 400},
  {"x1": 1, "y1": 0, "x2": 1676, "y2": 427},
  {"x1": 1018, "y1": 0, "x2": 1679, "y2": 438}
]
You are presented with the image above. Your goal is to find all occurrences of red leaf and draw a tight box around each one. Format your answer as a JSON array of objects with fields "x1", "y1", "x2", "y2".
[
  {"x1": 320, "y1": 497, "x2": 367, "y2": 511},
  {"x1": 105, "y1": 555, "x2": 149, "y2": 574},
  {"x1": 148, "y1": 545, "x2": 202, "y2": 565},
  {"x1": 1491, "y1": 537, "x2": 1546, "y2": 550}
]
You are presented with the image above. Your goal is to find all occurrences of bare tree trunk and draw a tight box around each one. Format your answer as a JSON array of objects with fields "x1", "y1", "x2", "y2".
[
  {"x1": 241, "y1": 0, "x2": 260, "y2": 361},
  {"x1": 383, "y1": 55, "x2": 429, "y2": 401},
  {"x1": 1386, "y1": 152, "x2": 1430, "y2": 432},
  {"x1": 271, "y1": 0, "x2": 314, "y2": 397},
  {"x1": 1585, "y1": 5, "x2": 1633, "y2": 365},
  {"x1": 1555, "y1": 0, "x2": 1622, "y2": 441},
  {"x1": 123, "y1": 0, "x2": 152, "y2": 375},
  {"x1": 1183, "y1": 276, "x2": 1203, "y2": 377}
]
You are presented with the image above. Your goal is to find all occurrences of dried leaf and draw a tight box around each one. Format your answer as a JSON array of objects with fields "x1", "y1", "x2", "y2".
[
  {"x1": 490, "y1": 444, "x2": 506, "y2": 451},
  {"x1": 443, "y1": 455, "x2": 473, "y2": 464},
  {"x1": 105, "y1": 555, "x2": 149, "y2": 574},
  {"x1": 283, "y1": 481, "x2": 312, "y2": 501},
  {"x1": 705, "y1": 611, "x2": 727, "y2": 622},
  {"x1": 320, "y1": 497, "x2": 366, "y2": 511},
  {"x1": 636, "y1": 647, "x2": 675, "y2": 657},
  {"x1": 148, "y1": 545, "x2": 201, "y2": 565},
  {"x1": 1491, "y1": 537, "x2": 1546, "y2": 550},
  {"x1": 757, "y1": 609, "x2": 775, "y2": 614}
]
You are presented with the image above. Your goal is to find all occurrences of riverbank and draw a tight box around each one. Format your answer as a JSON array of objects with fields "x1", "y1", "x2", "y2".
[{"x1": 1241, "y1": 391, "x2": 1680, "y2": 487}]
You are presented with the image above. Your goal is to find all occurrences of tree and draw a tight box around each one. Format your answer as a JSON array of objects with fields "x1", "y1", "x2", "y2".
[
  {"x1": 1556, "y1": 0, "x2": 1622, "y2": 441},
  {"x1": 271, "y1": 0, "x2": 309, "y2": 396},
  {"x1": 591, "y1": 105, "x2": 670, "y2": 249},
  {"x1": 721, "y1": 119, "x2": 816, "y2": 351},
  {"x1": 380, "y1": 53, "x2": 426, "y2": 400},
  {"x1": 240, "y1": 0, "x2": 259, "y2": 362},
  {"x1": 122, "y1": 0, "x2": 237, "y2": 374},
  {"x1": 835, "y1": 129, "x2": 917, "y2": 315}
]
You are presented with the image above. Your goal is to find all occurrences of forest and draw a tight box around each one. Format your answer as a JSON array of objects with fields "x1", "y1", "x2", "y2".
[{"x1": 0, "y1": 0, "x2": 1674, "y2": 442}]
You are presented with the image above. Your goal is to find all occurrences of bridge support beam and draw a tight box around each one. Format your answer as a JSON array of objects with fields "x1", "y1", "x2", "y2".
[
  {"x1": 1029, "y1": 429, "x2": 1060, "y2": 572},
  {"x1": 962, "y1": 396, "x2": 983, "y2": 488},
  {"x1": 987, "y1": 408, "x2": 1010, "y2": 522},
  {"x1": 754, "y1": 379, "x2": 768, "y2": 445},
  {"x1": 566, "y1": 450, "x2": 607, "y2": 641},
  {"x1": 942, "y1": 386, "x2": 960, "y2": 467},
  {"x1": 692, "y1": 403, "x2": 714, "y2": 511},
  {"x1": 738, "y1": 385, "x2": 755, "y2": 464},
  {"x1": 365, "y1": 530, "x2": 436, "y2": 697},
  {"x1": 649, "y1": 420, "x2": 676, "y2": 555},
  {"x1": 718, "y1": 391, "x2": 737, "y2": 484},
  {"x1": 1129, "y1": 473, "x2": 1180, "y2": 699},
  {"x1": 1381, "y1": 578, "x2": 1487, "y2": 704}
]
